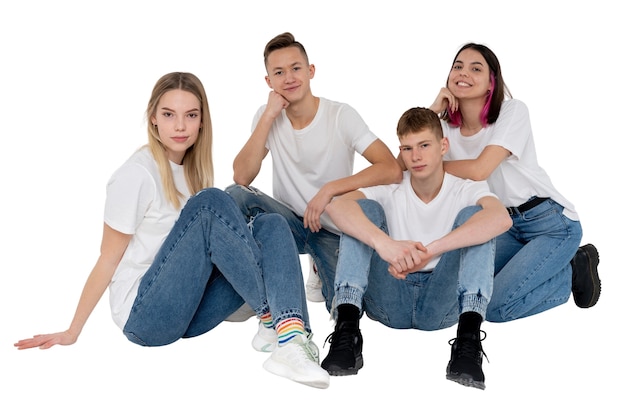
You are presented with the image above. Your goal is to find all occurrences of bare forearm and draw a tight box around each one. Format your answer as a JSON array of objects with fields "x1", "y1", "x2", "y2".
[
  {"x1": 427, "y1": 206, "x2": 511, "y2": 257},
  {"x1": 67, "y1": 258, "x2": 116, "y2": 338},
  {"x1": 232, "y1": 144, "x2": 265, "y2": 186},
  {"x1": 14, "y1": 225, "x2": 129, "y2": 350},
  {"x1": 443, "y1": 160, "x2": 485, "y2": 181},
  {"x1": 232, "y1": 117, "x2": 273, "y2": 186},
  {"x1": 68, "y1": 225, "x2": 130, "y2": 338},
  {"x1": 444, "y1": 146, "x2": 511, "y2": 181},
  {"x1": 324, "y1": 160, "x2": 402, "y2": 199},
  {"x1": 327, "y1": 198, "x2": 389, "y2": 249}
]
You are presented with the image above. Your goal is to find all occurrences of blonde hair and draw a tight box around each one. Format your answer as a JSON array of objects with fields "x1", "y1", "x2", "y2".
[{"x1": 146, "y1": 72, "x2": 214, "y2": 209}]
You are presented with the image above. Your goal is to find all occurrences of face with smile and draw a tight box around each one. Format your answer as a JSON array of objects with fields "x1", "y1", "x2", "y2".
[
  {"x1": 447, "y1": 48, "x2": 492, "y2": 100},
  {"x1": 399, "y1": 129, "x2": 448, "y2": 184},
  {"x1": 265, "y1": 46, "x2": 315, "y2": 104},
  {"x1": 151, "y1": 89, "x2": 202, "y2": 164}
]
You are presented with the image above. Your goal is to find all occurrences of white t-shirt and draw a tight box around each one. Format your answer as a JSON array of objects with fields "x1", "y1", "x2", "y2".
[
  {"x1": 104, "y1": 147, "x2": 190, "y2": 329},
  {"x1": 362, "y1": 171, "x2": 496, "y2": 271},
  {"x1": 254, "y1": 97, "x2": 378, "y2": 234},
  {"x1": 442, "y1": 99, "x2": 578, "y2": 220}
]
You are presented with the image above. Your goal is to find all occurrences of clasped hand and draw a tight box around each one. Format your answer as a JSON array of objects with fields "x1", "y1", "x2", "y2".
[{"x1": 377, "y1": 239, "x2": 430, "y2": 279}]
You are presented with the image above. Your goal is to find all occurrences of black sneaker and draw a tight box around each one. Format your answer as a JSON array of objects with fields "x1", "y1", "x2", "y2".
[
  {"x1": 571, "y1": 244, "x2": 601, "y2": 308},
  {"x1": 321, "y1": 321, "x2": 363, "y2": 376},
  {"x1": 446, "y1": 332, "x2": 487, "y2": 390}
]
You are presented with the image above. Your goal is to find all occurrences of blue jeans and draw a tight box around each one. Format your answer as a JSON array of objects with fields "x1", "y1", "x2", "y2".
[
  {"x1": 487, "y1": 198, "x2": 582, "y2": 322},
  {"x1": 226, "y1": 184, "x2": 339, "y2": 312},
  {"x1": 334, "y1": 200, "x2": 495, "y2": 330},
  {"x1": 123, "y1": 187, "x2": 309, "y2": 346}
]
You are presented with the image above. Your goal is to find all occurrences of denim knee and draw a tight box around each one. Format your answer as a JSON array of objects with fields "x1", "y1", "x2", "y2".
[
  {"x1": 356, "y1": 199, "x2": 386, "y2": 227},
  {"x1": 224, "y1": 183, "x2": 246, "y2": 194},
  {"x1": 183, "y1": 187, "x2": 227, "y2": 212},
  {"x1": 123, "y1": 328, "x2": 178, "y2": 347},
  {"x1": 225, "y1": 183, "x2": 262, "y2": 199},
  {"x1": 250, "y1": 212, "x2": 287, "y2": 233},
  {"x1": 453, "y1": 205, "x2": 482, "y2": 228}
]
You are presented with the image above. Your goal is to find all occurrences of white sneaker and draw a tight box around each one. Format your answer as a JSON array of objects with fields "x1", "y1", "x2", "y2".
[
  {"x1": 252, "y1": 321, "x2": 277, "y2": 352},
  {"x1": 263, "y1": 333, "x2": 330, "y2": 389},
  {"x1": 305, "y1": 256, "x2": 325, "y2": 303},
  {"x1": 225, "y1": 303, "x2": 255, "y2": 322}
]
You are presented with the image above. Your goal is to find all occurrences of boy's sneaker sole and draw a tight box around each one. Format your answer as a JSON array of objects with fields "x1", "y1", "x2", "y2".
[
  {"x1": 323, "y1": 357, "x2": 363, "y2": 376},
  {"x1": 446, "y1": 371, "x2": 486, "y2": 390},
  {"x1": 571, "y1": 244, "x2": 601, "y2": 308}
]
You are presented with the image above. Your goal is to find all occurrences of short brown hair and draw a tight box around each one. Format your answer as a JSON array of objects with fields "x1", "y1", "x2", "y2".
[
  {"x1": 397, "y1": 107, "x2": 443, "y2": 140},
  {"x1": 263, "y1": 32, "x2": 309, "y2": 67}
]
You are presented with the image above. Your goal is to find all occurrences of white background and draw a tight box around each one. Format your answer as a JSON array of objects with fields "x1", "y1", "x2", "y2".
[{"x1": 2, "y1": 1, "x2": 621, "y2": 415}]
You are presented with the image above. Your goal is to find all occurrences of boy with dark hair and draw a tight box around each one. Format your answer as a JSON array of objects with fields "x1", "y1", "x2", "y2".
[{"x1": 227, "y1": 32, "x2": 402, "y2": 310}]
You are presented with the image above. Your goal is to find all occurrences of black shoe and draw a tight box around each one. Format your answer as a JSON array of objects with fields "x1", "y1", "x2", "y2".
[
  {"x1": 321, "y1": 321, "x2": 363, "y2": 376},
  {"x1": 446, "y1": 331, "x2": 487, "y2": 390},
  {"x1": 571, "y1": 244, "x2": 601, "y2": 308}
]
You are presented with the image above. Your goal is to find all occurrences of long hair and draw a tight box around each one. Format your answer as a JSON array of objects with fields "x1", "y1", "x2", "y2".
[
  {"x1": 442, "y1": 43, "x2": 512, "y2": 127},
  {"x1": 146, "y1": 72, "x2": 214, "y2": 209}
]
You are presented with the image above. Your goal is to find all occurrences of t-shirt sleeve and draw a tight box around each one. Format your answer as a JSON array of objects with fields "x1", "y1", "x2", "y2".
[
  {"x1": 104, "y1": 163, "x2": 155, "y2": 235},
  {"x1": 488, "y1": 100, "x2": 531, "y2": 159},
  {"x1": 338, "y1": 104, "x2": 378, "y2": 155},
  {"x1": 360, "y1": 183, "x2": 395, "y2": 207},
  {"x1": 465, "y1": 179, "x2": 498, "y2": 205},
  {"x1": 361, "y1": 185, "x2": 379, "y2": 201}
]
